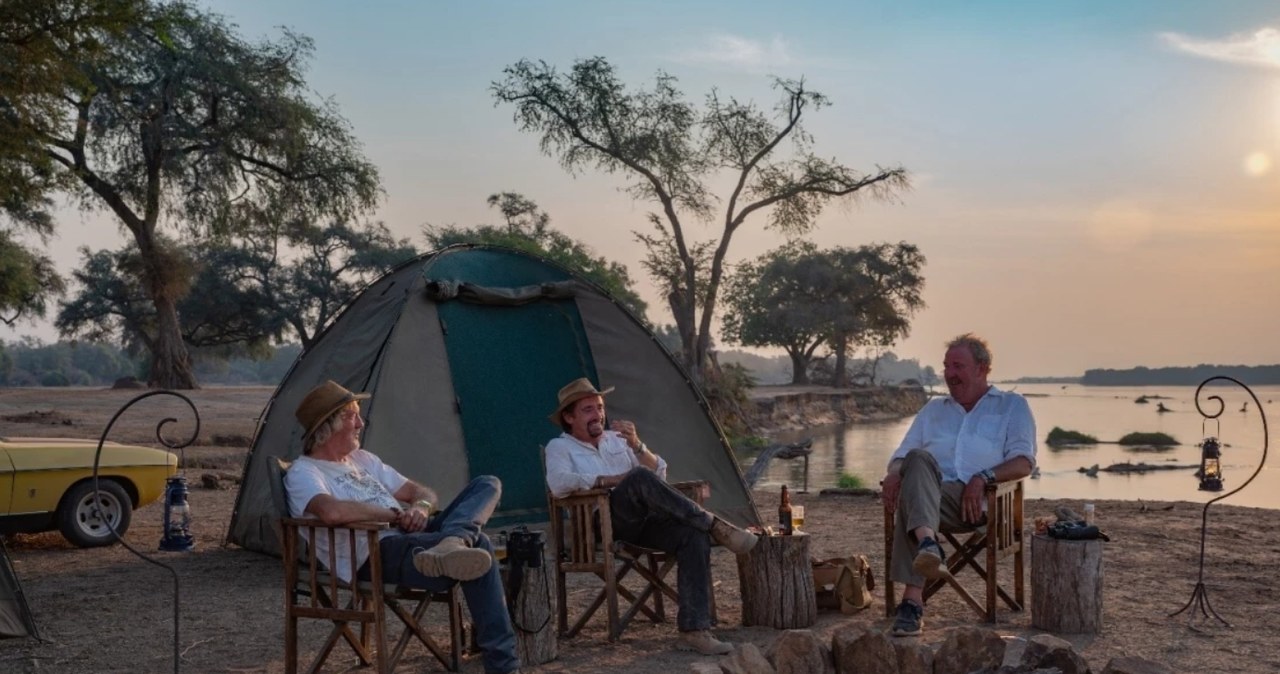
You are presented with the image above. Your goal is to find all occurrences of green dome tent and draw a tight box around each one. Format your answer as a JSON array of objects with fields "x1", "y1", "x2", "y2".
[{"x1": 227, "y1": 245, "x2": 759, "y2": 556}]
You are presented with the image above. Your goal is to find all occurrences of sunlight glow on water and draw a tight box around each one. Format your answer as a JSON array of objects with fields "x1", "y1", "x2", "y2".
[{"x1": 747, "y1": 383, "x2": 1280, "y2": 510}]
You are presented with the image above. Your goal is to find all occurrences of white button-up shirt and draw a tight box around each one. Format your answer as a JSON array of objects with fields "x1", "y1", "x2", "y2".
[
  {"x1": 887, "y1": 386, "x2": 1037, "y2": 483},
  {"x1": 545, "y1": 431, "x2": 668, "y2": 497}
]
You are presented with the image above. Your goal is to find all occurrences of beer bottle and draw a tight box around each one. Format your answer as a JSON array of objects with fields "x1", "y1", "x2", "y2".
[{"x1": 778, "y1": 484, "x2": 793, "y2": 535}]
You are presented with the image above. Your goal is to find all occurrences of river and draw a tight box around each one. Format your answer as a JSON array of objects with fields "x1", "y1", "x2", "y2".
[{"x1": 749, "y1": 382, "x2": 1280, "y2": 510}]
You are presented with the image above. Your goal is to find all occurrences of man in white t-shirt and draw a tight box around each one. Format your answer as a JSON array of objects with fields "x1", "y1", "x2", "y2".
[
  {"x1": 543, "y1": 378, "x2": 758, "y2": 656},
  {"x1": 880, "y1": 334, "x2": 1037, "y2": 637},
  {"x1": 284, "y1": 380, "x2": 520, "y2": 674}
]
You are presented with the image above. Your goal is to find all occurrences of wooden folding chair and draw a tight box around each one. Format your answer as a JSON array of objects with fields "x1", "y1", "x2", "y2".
[
  {"x1": 270, "y1": 458, "x2": 463, "y2": 673},
  {"x1": 882, "y1": 478, "x2": 1025, "y2": 623},
  {"x1": 546, "y1": 474, "x2": 713, "y2": 641}
]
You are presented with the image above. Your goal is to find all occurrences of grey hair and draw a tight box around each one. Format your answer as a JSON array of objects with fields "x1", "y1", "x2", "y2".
[
  {"x1": 946, "y1": 333, "x2": 993, "y2": 369},
  {"x1": 303, "y1": 402, "x2": 357, "y2": 454}
]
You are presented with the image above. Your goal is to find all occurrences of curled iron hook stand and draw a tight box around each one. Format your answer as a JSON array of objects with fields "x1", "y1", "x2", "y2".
[
  {"x1": 1169, "y1": 376, "x2": 1268, "y2": 628},
  {"x1": 92, "y1": 390, "x2": 200, "y2": 673}
]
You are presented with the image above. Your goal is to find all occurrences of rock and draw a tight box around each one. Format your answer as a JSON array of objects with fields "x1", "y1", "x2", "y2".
[
  {"x1": 767, "y1": 629, "x2": 829, "y2": 674},
  {"x1": 831, "y1": 626, "x2": 895, "y2": 674},
  {"x1": 200, "y1": 473, "x2": 223, "y2": 490},
  {"x1": 891, "y1": 639, "x2": 932, "y2": 674},
  {"x1": 1020, "y1": 634, "x2": 1090, "y2": 674},
  {"x1": 1100, "y1": 656, "x2": 1174, "y2": 674},
  {"x1": 689, "y1": 663, "x2": 722, "y2": 674},
  {"x1": 933, "y1": 626, "x2": 1006, "y2": 674},
  {"x1": 722, "y1": 643, "x2": 775, "y2": 674}
]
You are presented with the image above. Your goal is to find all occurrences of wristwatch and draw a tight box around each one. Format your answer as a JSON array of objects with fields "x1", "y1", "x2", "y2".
[
  {"x1": 980, "y1": 468, "x2": 996, "y2": 485},
  {"x1": 413, "y1": 499, "x2": 434, "y2": 514}
]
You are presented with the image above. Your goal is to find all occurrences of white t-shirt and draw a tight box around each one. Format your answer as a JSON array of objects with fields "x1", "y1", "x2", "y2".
[{"x1": 285, "y1": 449, "x2": 409, "y2": 583}]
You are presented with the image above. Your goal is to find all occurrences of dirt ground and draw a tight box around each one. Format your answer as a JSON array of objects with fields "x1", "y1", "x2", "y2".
[{"x1": 2, "y1": 386, "x2": 1277, "y2": 673}]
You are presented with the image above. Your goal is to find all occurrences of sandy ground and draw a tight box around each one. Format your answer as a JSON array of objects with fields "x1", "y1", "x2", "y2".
[{"x1": 2, "y1": 386, "x2": 1278, "y2": 673}]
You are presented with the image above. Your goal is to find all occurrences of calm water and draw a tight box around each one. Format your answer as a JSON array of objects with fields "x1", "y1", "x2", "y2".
[{"x1": 749, "y1": 383, "x2": 1280, "y2": 510}]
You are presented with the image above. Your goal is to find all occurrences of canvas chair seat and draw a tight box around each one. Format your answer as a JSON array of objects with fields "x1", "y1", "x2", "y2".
[
  {"x1": 270, "y1": 458, "x2": 463, "y2": 673},
  {"x1": 547, "y1": 477, "x2": 716, "y2": 641},
  {"x1": 883, "y1": 478, "x2": 1025, "y2": 623}
]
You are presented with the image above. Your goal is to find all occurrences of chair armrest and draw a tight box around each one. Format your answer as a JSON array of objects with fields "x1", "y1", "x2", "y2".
[
  {"x1": 671, "y1": 480, "x2": 711, "y2": 504},
  {"x1": 281, "y1": 517, "x2": 390, "y2": 532},
  {"x1": 984, "y1": 477, "x2": 1026, "y2": 497},
  {"x1": 552, "y1": 488, "x2": 611, "y2": 505}
]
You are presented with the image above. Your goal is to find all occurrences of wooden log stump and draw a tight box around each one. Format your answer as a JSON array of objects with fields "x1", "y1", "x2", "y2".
[
  {"x1": 1031, "y1": 533, "x2": 1103, "y2": 633},
  {"x1": 508, "y1": 562, "x2": 557, "y2": 665},
  {"x1": 736, "y1": 533, "x2": 817, "y2": 628}
]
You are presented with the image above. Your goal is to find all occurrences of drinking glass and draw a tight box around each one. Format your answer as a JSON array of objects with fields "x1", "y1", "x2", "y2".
[{"x1": 791, "y1": 505, "x2": 805, "y2": 531}]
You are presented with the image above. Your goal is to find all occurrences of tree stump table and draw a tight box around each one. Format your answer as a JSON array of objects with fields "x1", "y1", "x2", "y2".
[
  {"x1": 500, "y1": 561, "x2": 557, "y2": 665},
  {"x1": 736, "y1": 532, "x2": 817, "y2": 629},
  {"x1": 1031, "y1": 533, "x2": 1103, "y2": 633}
]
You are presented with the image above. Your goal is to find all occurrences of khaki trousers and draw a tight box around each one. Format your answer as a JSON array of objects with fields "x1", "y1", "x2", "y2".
[{"x1": 890, "y1": 449, "x2": 986, "y2": 587}]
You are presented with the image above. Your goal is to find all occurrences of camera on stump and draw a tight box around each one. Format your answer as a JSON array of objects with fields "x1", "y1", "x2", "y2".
[{"x1": 505, "y1": 526, "x2": 545, "y2": 568}]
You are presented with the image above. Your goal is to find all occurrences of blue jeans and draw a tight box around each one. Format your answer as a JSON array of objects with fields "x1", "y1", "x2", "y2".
[
  {"x1": 374, "y1": 476, "x2": 520, "y2": 674},
  {"x1": 608, "y1": 467, "x2": 715, "y2": 631}
]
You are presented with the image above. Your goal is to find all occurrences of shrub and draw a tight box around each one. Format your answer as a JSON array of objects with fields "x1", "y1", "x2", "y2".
[
  {"x1": 836, "y1": 472, "x2": 865, "y2": 490},
  {"x1": 1046, "y1": 426, "x2": 1099, "y2": 446},
  {"x1": 1118, "y1": 431, "x2": 1179, "y2": 446}
]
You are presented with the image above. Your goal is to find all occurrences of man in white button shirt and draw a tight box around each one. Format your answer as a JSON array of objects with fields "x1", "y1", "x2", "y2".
[
  {"x1": 544, "y1": 378, "x2": 757, "y2": 655},
  {"x1": 880, "y1": 334, "x2": 1037, "y2": 637}
]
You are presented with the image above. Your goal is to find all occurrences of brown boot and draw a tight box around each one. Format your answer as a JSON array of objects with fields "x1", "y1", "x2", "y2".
[
  {"x1": 412, "y1": 536, "x2": 492, "y2": 581},
  {"x1": 709, "y1": 518, "x2": 758, "y2": 555}
]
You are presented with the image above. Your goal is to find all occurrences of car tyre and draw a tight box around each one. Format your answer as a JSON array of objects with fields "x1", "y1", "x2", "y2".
[{"x1": 58, "y1": 480, "x2": 133, "y2": 548}]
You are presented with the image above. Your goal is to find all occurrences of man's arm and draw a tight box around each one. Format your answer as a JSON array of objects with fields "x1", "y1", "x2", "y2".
[
  {"x1": 611, "y1": 420, "x2": 666, "y2": 476},
  {"x1": 389, "y1": 480, "x2": 439, "y2": 533},
  {"x1": 302, "y1": 493, "x2": 399, "y2": 526}
]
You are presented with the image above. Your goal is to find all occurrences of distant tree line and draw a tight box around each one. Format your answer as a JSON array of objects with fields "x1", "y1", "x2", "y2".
[
  {"x1": 0, "y1": 338, "x2": 299, "y2": 387},
  {"x1": 1081, "y1": 365, "x2": 1280, "y2": 386}
]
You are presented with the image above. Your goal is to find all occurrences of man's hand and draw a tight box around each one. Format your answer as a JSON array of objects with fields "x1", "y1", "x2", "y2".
[
  {"x1": 593, "y1": 474, "x2": 626, "y2": 489},
  {"x1": 961, "y1": 476, "x2": 986, "y2": 524},
  {"x1": 881, "y1": 472, "x2": 902, "y2": 514},
  {"x1": 610, "y1": 419, "x2": 641, "y2": 451},
  {"x1": 393, "y1": 504, "x2": 430, "y2": 533}
]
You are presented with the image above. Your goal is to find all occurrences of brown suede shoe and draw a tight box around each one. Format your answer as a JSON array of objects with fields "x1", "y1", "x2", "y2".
[
  {"x1": 676, "y1": 630, "x2": 733, "y2": 655},
  {"x1": 412, "y1": 536, "x2": 492, "y2": 581},
  {"x1": 710, "y1": 518, "x2": 758, "y2": 555}
]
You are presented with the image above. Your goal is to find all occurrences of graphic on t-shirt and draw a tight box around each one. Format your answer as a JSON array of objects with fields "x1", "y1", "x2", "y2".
[{"x1": 331, "y1": 467, "x2": 400, "y2": 509}]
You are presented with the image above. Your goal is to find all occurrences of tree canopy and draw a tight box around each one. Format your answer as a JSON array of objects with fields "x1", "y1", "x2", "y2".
[
  {"x1": 1, "y1": 0, "x2": 381, "y2": 387},
  {"x1": 423, "y1": 192, "x2": 649, "y2": 321},
  {"x1": 493, "y1": 57, "x2": 909, "y2": 379},
  {"x1": 721, "y1": 242, "x2": 925, "y2": 385}
]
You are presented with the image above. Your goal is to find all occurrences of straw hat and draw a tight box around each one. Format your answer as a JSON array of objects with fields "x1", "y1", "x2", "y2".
[
  {"x1": 548, "y1": 377, "x2": 614, "y2": 424},
  {"x1": 295, "y1": 380, "x2": 371, "y2": 439}
]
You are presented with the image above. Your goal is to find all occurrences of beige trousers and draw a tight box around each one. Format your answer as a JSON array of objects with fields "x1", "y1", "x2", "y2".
[{"x1": 890, "y1": 449, "x2": 986, "y2": 587}]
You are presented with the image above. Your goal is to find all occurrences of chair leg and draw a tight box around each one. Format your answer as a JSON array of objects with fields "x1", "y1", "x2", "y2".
[{"x1": 884, "y1": 506, "x2": 896, "y2": 618}]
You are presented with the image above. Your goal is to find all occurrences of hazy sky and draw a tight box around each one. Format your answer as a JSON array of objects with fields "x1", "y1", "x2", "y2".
[{"x1": 6, "y1": 1, "x2": 1280, "y2": 379}]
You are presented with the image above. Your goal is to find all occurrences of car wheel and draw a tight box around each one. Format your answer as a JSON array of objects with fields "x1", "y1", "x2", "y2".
[{"x1": 58, "y1": 480, "x2": 133, "y2": 548}]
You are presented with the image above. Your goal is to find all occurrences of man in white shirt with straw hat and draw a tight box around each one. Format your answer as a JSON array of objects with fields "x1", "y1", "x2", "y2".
[
  {"x1": 286, "y1": 379, "x2": 521, "y2": 674},
  {"x1": 544, "y1": 377, "x2": 758, "y2": 656}
]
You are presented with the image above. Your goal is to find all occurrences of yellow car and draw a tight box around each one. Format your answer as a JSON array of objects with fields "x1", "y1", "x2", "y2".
[{"x1": 0, "y1": 437, "x2": 178, "y2": 547}]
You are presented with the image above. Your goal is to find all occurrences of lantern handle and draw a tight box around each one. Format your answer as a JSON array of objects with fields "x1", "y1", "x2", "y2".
[{"x1": 1193, "y1": 376, "x2": 1267, "y2": 507}]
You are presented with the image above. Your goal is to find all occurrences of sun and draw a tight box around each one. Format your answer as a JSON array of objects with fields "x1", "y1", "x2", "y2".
[{"x1": 1244, "y1": 151, "x2": 1272, "y2": 177}]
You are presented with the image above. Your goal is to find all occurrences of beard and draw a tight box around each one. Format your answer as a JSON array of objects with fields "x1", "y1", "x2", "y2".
[{"x1": 587, "y1": 420, "x2": 604, "y2": 438}]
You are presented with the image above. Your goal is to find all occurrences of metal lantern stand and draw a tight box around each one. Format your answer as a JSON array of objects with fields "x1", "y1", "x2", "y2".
[{"x1": 1170, "y1": 376, "x2": 1268, "y2": 627}]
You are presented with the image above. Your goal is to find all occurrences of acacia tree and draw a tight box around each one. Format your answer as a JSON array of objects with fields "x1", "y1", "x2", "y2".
[
  {"x1": 492, "y1": 57, "x2": 909, "y2": 379},
  {"x1": 722, "y1": 242, "x2": 925, "y2": 385},
  {"x1": 58, "y1": 219, "x2": 415, "y2": 353},
  {"x1": 424, "y1": 192, "x2": 649, "y2": 321},
  {"x1": 1, "y1": 0, "x2": 380, "y2": 387}
]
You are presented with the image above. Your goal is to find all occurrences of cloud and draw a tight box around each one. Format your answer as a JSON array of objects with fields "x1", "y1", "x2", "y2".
[
  {"x1": 1160, "y1": 27, "x2": 1280, "y2": 70},
  {"x1": 673, "y1": 33, "x2": 795, "y2": 73}
]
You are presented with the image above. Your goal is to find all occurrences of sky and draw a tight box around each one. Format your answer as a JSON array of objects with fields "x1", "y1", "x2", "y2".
[{"x1": 5, "y1": 0, "x2": 1280, "y2": 379}]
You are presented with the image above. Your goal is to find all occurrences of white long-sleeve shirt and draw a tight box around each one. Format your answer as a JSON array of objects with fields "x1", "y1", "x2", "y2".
[
  {"x1": 887, "y1": 386, "x2": 1037, "y2": 483},
  {"x1": 544, "y1": 431, "x2": 668, "y2": 497}
]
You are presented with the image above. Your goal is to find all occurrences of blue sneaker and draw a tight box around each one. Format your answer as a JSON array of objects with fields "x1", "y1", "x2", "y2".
[
  {"x1": 891, "y1": 599, "x2": 924, "y2": 636},
  {"x1": 912, "y1": 536, "x2": 948, "y2": 580}
]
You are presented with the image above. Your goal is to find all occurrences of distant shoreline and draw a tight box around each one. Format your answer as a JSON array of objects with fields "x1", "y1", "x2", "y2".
[{"x1": 1006, "y1": 363, "x2": 1280, "y2": 387}]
